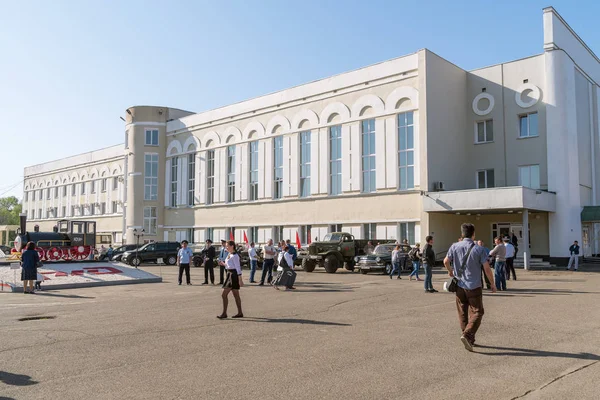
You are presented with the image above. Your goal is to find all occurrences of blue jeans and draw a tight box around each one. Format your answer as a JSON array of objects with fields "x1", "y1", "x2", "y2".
[
  {"x1": 494, "y1": 261, "x2": 506, "y2": 290},
  {"x1": 390, "y1": 261, "x2": 401, "y2": 277},
  {"x1": 423, "y1": 263, "x2": 433, "y2": 290},
  {"x1": 409, "y1": 260, "x2": 420, "y2": 278},
  {"x1": 260, "y1": 259, "x2": 274, "y2": 284},
  {"x1": 249, "y1": 260, "x2": 258, "y2": 282}
]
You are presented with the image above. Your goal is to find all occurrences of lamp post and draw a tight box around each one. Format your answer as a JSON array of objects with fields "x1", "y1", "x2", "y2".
[{"x1": 133, "y1": 228, "x2": 145, "y2": 268}]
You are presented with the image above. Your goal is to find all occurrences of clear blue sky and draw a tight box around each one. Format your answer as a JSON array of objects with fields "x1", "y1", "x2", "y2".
[{"x1": 1, "y1": 0, "x2": 598, "y2": 199}]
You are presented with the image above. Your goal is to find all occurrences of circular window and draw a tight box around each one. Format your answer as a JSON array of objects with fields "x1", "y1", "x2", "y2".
[{"x1": 472, "y1": 93, "x2": 495, "y2": 116}]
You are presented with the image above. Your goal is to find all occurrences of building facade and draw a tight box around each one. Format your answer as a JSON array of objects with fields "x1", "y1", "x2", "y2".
[{"x1": 22, "y1": 8, "x2": 600, "y2": 265}]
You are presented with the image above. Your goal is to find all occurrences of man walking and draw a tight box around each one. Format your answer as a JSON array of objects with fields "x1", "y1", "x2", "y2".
[
  {"x1": 202, "y1": 239, "x2": 216, "y2": 285},
  {"x1": 248, "y1": 242, "x2": 258, "y2": 283},
  {"x1": 490, "y1": 237, "x2": 507, "y2": 291},
  {"x1": 217, "y1": 239, "x2": 228, "y2": 284},
  {"x1": 444, "y1": 223, "x2": 495, "y2": 352},
  {"x1": 422, "y1": 236, "x2": 437, "y2": 293},
  {"x1": 177, "y1": 240, "x2": 193, "y2": 286},
  {"x1": 259, "y1": 239, "x2": 276, "y2": 286},
  {"x1": 504, "y1": 237, "x2": 516, "y2": 280},
  {"x1": 566, "y1": 240, "x2": 580, "y2": 271}
]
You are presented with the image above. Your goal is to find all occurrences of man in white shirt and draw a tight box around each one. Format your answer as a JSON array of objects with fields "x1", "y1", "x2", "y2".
[
  {"x1": 248, "y1": 242, "x2": 258, "y2": 283},
  {"x1": 259, "y1": 239, "x2": 276, "y2": 286},
  {"x1": 177, "y1": 240, "x2": 194, "y2": 286},
  {"x1": 504, "y1": 237, "x2": 516, "y2": 281}
]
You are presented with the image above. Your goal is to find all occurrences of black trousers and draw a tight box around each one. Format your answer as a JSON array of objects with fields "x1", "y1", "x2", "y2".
[
  {"x1": 204, "y1": 261, "x2": 215, "y2": 284},
  {"x1": 506, "y1": 257, "x2": 517, "y2": 280},
  {"x1": 219, "y1": 265, "x2": 225, "y2": 284},
  {"x1": 179, "y1": 263, "x2": 191, "y2": 284}
]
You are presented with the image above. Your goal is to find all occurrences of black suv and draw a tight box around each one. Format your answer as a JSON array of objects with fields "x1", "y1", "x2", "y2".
[
  {"x1": 109, "y1": 244, "x2": 139, "y2": 262},
  {"x1": 122, "y1": 242, "x2": 181, "y2": 267}
]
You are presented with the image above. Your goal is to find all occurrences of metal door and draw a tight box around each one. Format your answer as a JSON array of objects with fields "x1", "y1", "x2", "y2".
[{"x1": 582, "y1": 226, "x2": 592, "y2": 257}]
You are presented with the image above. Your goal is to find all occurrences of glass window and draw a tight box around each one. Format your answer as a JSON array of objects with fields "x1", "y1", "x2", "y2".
[
  {"x1": 205, "y1": 228, "x2": 214, "y2": 242},
  {"x1": 101, "y1": 178, "x2": 107, "y2": 192},
  {"x1": 249, "y1": 226, "x2": 259, "y2": 243},
  {"x1": 38, "y1": 208, "x2": 42, "y2": 219},
  {"x1": 329, "y1": 125, "x2": 342, "y2": 195},
  {"x1": 62, "y1": 185, "x2": 67, "y2": 197},
  {"x1": 273, "y1": 226, "x2": 284, "y2": 243},
  {"x1": 145, "y1": 129, "x2": 159, "y2": 146},
  {"x1": 143, "y1": 206, "x2": 157, "y2": 235},
  {"x1": 300, "y1": 131, "x2": 311, "y2": 198},
  {"x1": 91, "y1": 180, "x2": 96, "y2": 194},
  {"x1": 299, "y1": 225, "x2": 312, "y2": 246},
  {"x1": 227, "y1": 145, "x2": 236, "y2": 203},
  {"x1": 519, "y1": 165, "x2": 540, "y2": 189},
  {"x1": 399, "y1": 222, "x2": 416, "y2": 244},
  {"x1": 363, "y1": 223, "x2": 376, "y2": 239},
  {"x1": 475, "y1": 119, "x2": 494, "y2": 143},
  {"x1": 249, "y1": 141, "x2": 259, "y2": 201},
  {"x1": 274, "y1": 136, "x2": 283, "y2": 199},
  {"x1": 398, "y1": 112, "x2": 415, "y2": 190},
  {"x1": 144, "y1": 154, "x2": 159, "y2": 201},
  {"x1": 519, "y1": 112, "x2": 539, "y2": 138},
  {"x1": 72, "y1": 183, "x2": 76, "y2": 196},
  {"x1": 329, "y1": 224, "x2": 343, "y2": 233},
  {"x1": 31, "y1": 191, "x2": 34, "y2": 201},
  {"x1": 101, "y1": 202, "x2": 106, "y2": 214},
  {"x1": 113, "y1": 176, "x2": 119, "y2": 190},
  {"x1": 54, "y1": 186, "x2": 59, "y2": 199},
  {"x1": 361, "y1": 119, "x2": 376, "y2": 193},
  {"x1": 476, "y1": 169, "x2": 495, "y2": 189},
  {"x1": 112, "y1": 201, "x2": 118, "y2": 213},
  {"x1": 46, "y1": 188, "x2": 51, "y2": 200},
  {"x1": 171, "y1": 157, "x2": 178, "y2": 206},
  {"x1": 81, "y1": 182, "x2": 86, "y2": 195},
  {"x1": 188, "y1": 153, "x2": 196, "y2": 206},
  {"x1": 206, "y1": 150, "x2": 215, "y2": 205}
]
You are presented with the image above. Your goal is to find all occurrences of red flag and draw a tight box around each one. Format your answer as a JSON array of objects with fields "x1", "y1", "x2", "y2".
[
  {"x1": 229, "y1": 230, "x2": 234, "y2": 241},
  {"x1": 243, "y1": 231, "x2": 249, "y2": 244},
  {"x1": 296, "y1": 231, "x2": 302, "y2": 249}
]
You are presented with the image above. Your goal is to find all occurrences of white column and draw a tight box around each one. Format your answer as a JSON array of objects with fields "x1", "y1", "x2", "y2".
[
  {"x1": 342, "y1": 124, "x2": 352, "y2": 192},
  {"x1": 319, "y1": 127, "x2": 328, "y2": 194},
  {"x1": 385, "y1": 116, "x2": 397, "y2": 189},
  {"x1": 375, "y1": 118, "x2": 386, "y2": 190},
  {"x1": 523, "y1": 209, "x2": 530, "y2": 270},
  {"x1": 310, "y1": 129, "x2": 320, "y2": 195},
  {"x1": 350, "y1": 123, "x2": 361, "y2": 192},
  {"x1": 289, "y1": 134, "x2": 299, "y2": 197},
  {"x1": 545, "y1": 50, "x2": 582, "y2": 258}
]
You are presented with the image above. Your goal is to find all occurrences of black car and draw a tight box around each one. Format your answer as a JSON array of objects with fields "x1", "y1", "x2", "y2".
[
  {"x1": 0, "y1": 245, "x2": 13, "y2": 255},
  {"x1": 122, "y1": 242, "x2": 181, "y2": 267},
  {"x1": 355, "y1": 243, "x2": 397, "y2": 275},
  {"x1": 108, "y1": 244, "x2": 139, "y2": 262}
]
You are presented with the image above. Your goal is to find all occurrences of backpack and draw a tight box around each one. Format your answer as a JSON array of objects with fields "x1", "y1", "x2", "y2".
[{"x1": 408, "y1": 248, "x2": 419, "y2": 261}]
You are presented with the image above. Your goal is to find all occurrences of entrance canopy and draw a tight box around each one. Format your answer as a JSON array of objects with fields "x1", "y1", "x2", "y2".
[
  {"x1": 422, "y1": 187, "x2": 556, "y2": 214},
  {"x1": 581, "y1": 206, "x2": 600, "y2": 222}
]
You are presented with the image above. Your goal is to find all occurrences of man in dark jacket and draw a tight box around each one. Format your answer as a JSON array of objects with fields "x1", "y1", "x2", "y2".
[
  {"x1": 202, "y1": 239, "x2": 217, "y2": 285},
  {"x1": 422, "y1": 236, "x2": 437, "y2": 293},
  {"x1": 566, "y1": 240, "x2": 580, "y2": 271}
]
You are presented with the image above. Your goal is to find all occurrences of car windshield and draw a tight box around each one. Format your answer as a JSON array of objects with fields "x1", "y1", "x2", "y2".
[
  {"x1": 374, "y1": 245, "x2": 394, "y2": 255},
  {"x1": 322, "y1": 233, "x2": 342, "y2": 241},
  {"x1": 115, "y1": 246, "x2": 125, "y2": 252}
]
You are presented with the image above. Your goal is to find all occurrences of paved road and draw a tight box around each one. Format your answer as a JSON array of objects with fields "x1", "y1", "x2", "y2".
[{"x1": 1, "y1": 266, "x2": 599, "y2": 399}]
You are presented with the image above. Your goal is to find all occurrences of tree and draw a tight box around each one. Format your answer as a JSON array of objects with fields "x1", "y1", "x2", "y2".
[{"x1": 0, "y1": 196, "x2": 22, "y2": 225}]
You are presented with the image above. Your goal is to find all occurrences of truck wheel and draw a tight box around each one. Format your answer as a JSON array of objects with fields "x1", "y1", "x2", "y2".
[
  {"x1": 324, "y1": 255, "x2": 339, "y2": 273},
  {"x1": 302, "y1": 258, "x2": 316, "y2": 273},
  {"x1": 345, "y1": 260, "x2": 355, "y2": 271}
]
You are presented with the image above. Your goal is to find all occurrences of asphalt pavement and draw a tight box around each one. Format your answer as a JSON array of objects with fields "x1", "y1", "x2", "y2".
[{"x1": 1, "y1": 265, "x2": 599, "y2": 399}]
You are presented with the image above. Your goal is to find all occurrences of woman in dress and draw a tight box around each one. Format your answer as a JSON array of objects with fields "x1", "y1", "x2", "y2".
[
  {"x1": 217, "y1": 240, "x2": 243, "y2": 319},
  {"x1": 21, "y1": 241, "x2": 39, "y2": 294}
]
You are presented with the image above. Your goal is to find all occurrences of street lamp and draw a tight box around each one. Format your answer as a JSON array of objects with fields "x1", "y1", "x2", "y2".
[{"x1": 133, "y1": 228, "x2": 145, "y2": 268}]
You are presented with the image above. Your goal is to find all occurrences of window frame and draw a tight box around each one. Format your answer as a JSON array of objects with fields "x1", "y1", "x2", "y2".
[
  {"x1": 476, "y1": 169, "x2": 495, "y2": 189},
  {"x1": 361, "y1": 119, "x2": 376, "y2": 193},
  {"x1": 144, "y1": 153, "x2": 159, "y2": 201},
  {"x1": 226, "y1": 145, "x2": 236, "y2": 203},
  {"x1": 299, "y1": 131, "x2": 311, "y2": 198},
  {"x1": 474, "y1": 119, "x2": 494, "y2": 144},
  {"x1": 518, "y1": 112, "x2": 539, "y2": 139},
  {"x1": 170, "y1": 156, "x2": 179, "y2": 206},
  {"x1": 363, "y1": 223, "x2": 377, "y2": 239},
  {"x1": 329, "y1": 125, "x2": 342, "y2": 196},
  {"x1": 399, "y1": 222, "x2": 416, "y2": 244},
  {"x1": 143, "y1": 206, "x2": 158, "y2": 235},
  {"x1": 249, "y1": 141, "x2": 259, "y2": 201},
  {"x1": 398, "y1": 112, "x2": 415, "y2": 190},
  {"x1": 273, "y1": 136, "x2": 284, "y2": 200},
  {"x1": 518, "y1": 164, "x2": 541, "y2": 189},
  {"x1": 206, "y1": 150, "x2": 215, "y2": 205},
  {"x1": 145, "y1": 129, "x2": 159, "y2": 146},
  {"x1": 187, "y1": 153, "x2": 196, "y2": 206}
]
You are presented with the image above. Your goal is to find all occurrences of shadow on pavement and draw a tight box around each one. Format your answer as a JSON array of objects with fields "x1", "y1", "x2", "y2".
[
  {"x1": 505, "y1": 288, "x2": 599, "y2": 295},
  {"x1": 34, "y1": 292, "x2": 95, "y2": 299},
  {"x1": 474, "y1": 345, "x2": 600, "y2": 361},
  {"x1": 0, "y1": 371, "x2": 38, "y2": 386},
  {"x1": 239, "y1": 317, "x2": 351, "y2": 326}
]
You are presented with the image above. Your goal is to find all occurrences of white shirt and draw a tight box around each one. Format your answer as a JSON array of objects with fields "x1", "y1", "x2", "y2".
[
  {"x1": 225, "y1": 253, "x2": 242, "y2": 275},
  {"x1": 262, "y1": 245, "x2": 275, "y2": 260},
  {"x1": 504, "y1": 243, "x2": 515, "y2": 258},
  {"x1": 277, "y1": 252, "x2": 294, "y2": 271},
  {"x1": 248, "y1": 247, "x2": 257, "y2": 261}
]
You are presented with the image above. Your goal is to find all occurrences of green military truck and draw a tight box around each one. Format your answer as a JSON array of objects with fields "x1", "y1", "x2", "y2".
[{"x1": 302, "y1": 232, "x2": 394, "y2": 273}]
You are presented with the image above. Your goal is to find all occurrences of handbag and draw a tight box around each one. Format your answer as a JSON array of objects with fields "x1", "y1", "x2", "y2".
[{"x1": 446, "y1": 242, "x2": 475, "y2": 293}]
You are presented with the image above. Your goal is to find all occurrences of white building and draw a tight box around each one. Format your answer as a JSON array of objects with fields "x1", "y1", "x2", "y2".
[{"x1": 22, "y1": 8, "x2": 600, "y2": 265}]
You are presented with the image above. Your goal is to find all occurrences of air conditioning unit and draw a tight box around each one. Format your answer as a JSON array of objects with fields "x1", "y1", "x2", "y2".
[{"x1": 433, "y1": 182, "x2": 445, "y2": 192}]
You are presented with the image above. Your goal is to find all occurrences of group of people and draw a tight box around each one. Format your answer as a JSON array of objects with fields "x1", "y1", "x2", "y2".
[
  {"x1": 476, "y1": 235, "x2": 518, "y2": 292},
  {"x1": 389, "y1": 238, "x2": 438, "y2": 293}
]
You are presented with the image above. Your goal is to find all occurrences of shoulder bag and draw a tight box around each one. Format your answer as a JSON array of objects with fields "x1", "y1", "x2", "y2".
[{"x1": 446, "y1": 242, "x2": 475, "y2": 293}]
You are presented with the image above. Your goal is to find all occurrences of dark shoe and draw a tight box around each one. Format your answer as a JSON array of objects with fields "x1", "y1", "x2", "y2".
[
  {"x1": 424, "y1": 290, "x2": 433, "y2": 293},
  {"x1": 232, "y1": 314, "x2": 244, "y2": 318},
  {"x1": 202, "y1": 282, "x2": 208, "y2": 285},
  {"x1": 288, "y1": 286, "x2": 296, "y2": 290},
  {"x1": 430, "y1": 289, "x2": 438, "y2": 293},
  {"x1": 389, "y1": 275, "x2": 392, "y2": 279},
  {"x1": 258, "y1": 283, "x2": 264, "y2": 286},
  {"x1": 397, "y1": 276, "x2": 402, "y2": 279},
  {"x1": 187, "y1": 283, "x2": 192, "y2": 285},
  {"x1": 217, "y1": 314, "x2": 227, "y2": 319},
  {"x1": 460, "y1": 335, "x2": 474, "y2": 352},
  {"x1": 249, "y1": 281, "x2": 257, "y2": 283},
  {"x1": 178, "y1": 282, "x2": 182, "y2": 285}
]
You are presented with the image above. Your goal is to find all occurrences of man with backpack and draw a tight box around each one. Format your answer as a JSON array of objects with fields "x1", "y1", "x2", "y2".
[{"x1": 408, "y1": 243, "x2": 422, "y2": 281}]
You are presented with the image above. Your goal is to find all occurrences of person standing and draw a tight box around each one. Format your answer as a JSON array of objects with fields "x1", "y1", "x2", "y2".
[
  {"x1": 177, "y1": 240, "x2": 193, "y2": 285},
  {"x1": 400, "y1": 240, "x2": 410, "y2": 272},
  {"x1": 444, "y1": 223, "x2": 496, "y2": 352},
  {"x1": 286, "y1": 239, "x2": 298, "y2": 263},
  {"x1": 248, "y1": 242, "x2": 258, "y2": 283},
  {"x1": 408, "y1": 244, "x2": 422, "y2": 281},
  {"x1": 490, "y1": 237, "x2": 507, "y2": 291},
  {"x1": 364, "y1": 241, "x2": 375, "y2": 255},
  {"x1": 21, "y1": 241, "x2": 39, "y2": 294},
  {"x1": 202, "y1": 239, "x2": 216, "y2": 285},
  {"x1": 259, "y1": 239, "x2": 276, "y2": 286},
  {"x1": 217, "y1": 239, "x2": 228, "y2": 285},
  {"x1": 504, "y1": 237, "x2": 516, "y2": 280},
  {"x1": 511, "y1": 231, "x2": 519, "y2": 256},
  {"x1": 566, "y1": 240, "x2": 580, "y2": 271},
  {"x1": 107, "y1": 245, "x2": 114, "y2": 261},
  {"x1": 389, "y1": 245, "x2": 402, "y2": 280},
  {"x1": 217, "y1": 241, "x2": 243, "y2": 319},
  {"x1": 274, "y1": 245, "x2": 296, "y2": 290},
  {"x1": 477, "y1": 240, "x2": 492, "y2": 289},
  {"x1": 422, "y1": 236, "x2": 437, "y2": 293}
]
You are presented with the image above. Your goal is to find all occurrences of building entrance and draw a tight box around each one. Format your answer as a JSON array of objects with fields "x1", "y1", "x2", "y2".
[{"x1": 492, "y1": 223, "x2": 527, "y2": 256}]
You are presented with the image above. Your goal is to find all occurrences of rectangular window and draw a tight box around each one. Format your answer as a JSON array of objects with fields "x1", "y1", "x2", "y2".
[
  {"x1": 143, "y1": 207, "x2": 157, "y2": 235},
  {"x1": 329, "y1": 125, "x2": 342, "y2": 195},
  {"x1": 519, "y1": 165, "x2": 540, "y2": 189},
  {"x1": 38, "y1": 208, "x2": 42, "y2": 219},
  {"x1": 475, "y1": 119, "x2": 494, "y2": 143},
  {"x1": 519, "y1": 112, "x2": 539, "y2": 138},
  {"x1": 101, "y1": 178, "x2": 107, "y2": 192},
  {"x1": 249, "y1": 226, "x2": 259, "y2": 243},
  {"x1": 145, "y1": 129, "x2": 159, "y2": 146},
  {"x1": 170, "y1": 157, "x2": 178, "y2": 206},
  {"x1": 24, "y1": 191, "x2": 28, "y2": 202},
  {"x1": 47, "y1": 189, "x2": 51, "y2": 200},
  {"x1": 91, "y1": 180, "x2": 96, "y2": 194},
  {"x1": 273, "y1": 136, "x2": 284, "y2": 199},
  {"x1": 54, "y1": 187, "x2": 59, "y2": 199},
  {"x1": 273, "y1": 226, "x2": 284, "y2": 243},
  {"x1": 206, "y1": 150, "x2": 215, "y2": 205},
  {"x1": 188, "y1": 153, "x2": 196, "y2": 206},
  {"x1": 62, "y1": 206, "x2": 66, "y2": 217},
  {"x1": 90, "y1": 204, "x2": 95, "y2": 215},
  {"x1": 361, "y1": 119, "x2": 376, "y2": 193},
  {"x1": 399, "y1": 222, "x2": 416, "y2": 244},
  {"x1": 363, "y1": 223, "x2": 377, "y2": 239},
  {"x1": 299, "y1": 225, "x2": 312, "y2": 246},
  {"x1": 31, "y1": 191, "x2": 34, "y2": 201},
  {"x1": 112, "y1": 201, "x2": 118, "y2": 213},
  {"x1": 71, "y1": 206, "x2": 75, "y2": 217},
  {"x1": 113, "y1": 177, "x2": 119, "y2": 190},
  {"x1": 205, "y1": 228, "x2": 214, "y2": 242},
  {"x1": 249, "y1": 141, "x2": 259, "y2": 201},
  {"x1": 299, "y1": 131, "x2": 311, "y2": 198},
  {"x1": 226, "y1": 227, "x2": 236, "y2": 241},
  {"x1": 227, "y1": 145, "x2": 236, "y2": 203},
  {"x1": 476, "y1": 169, "x2": 495, "y2": 189},
  {"x1": 329, "y1": 224, "x2": 343, "y2": 233},
  {"x1": 71, "y1": 184, "x2": 76, "y2": 196},
  {"x1": 63, "y1": 185, "x2": 67, "y2": 197},
  {"x1": 81, "y1": 182, "x2": 86, "y2": 195},
  {"x1": 38, "y1": 189, "x2": 42, "y2": 199},
  {"x1": 144, "y1": 153, "x2": 159, "y2": 201},
  {"x1": 398, "y1": 112, "x2": 415, "y2": 190},
  {"x1": 101, "y1": 202, "x2": 106, "y2": 214}
]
